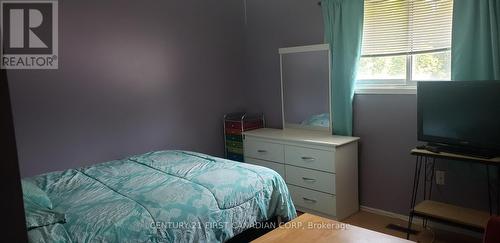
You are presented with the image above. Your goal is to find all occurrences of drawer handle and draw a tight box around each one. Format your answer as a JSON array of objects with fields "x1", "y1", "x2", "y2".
[
  {"x1": 257, "y1": 150, "x2": 267, "y2": 153},
  {"x1": 302, "y1": 197, "x2": 317, "y2": 203},
  {"x1": 301, "y1": 156, "x2": 316, "y2": 161},
  {"x1": 302, "y1": 177, "x2": 317, "y2": 182}
]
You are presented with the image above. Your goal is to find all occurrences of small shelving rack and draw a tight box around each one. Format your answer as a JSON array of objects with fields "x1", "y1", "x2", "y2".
[
  {"x1": 224, "y1": 112, "x2": 264, "y2": 162},
  {"x1": 406, "y1": 148, "x2": 500, "y2": 239}
]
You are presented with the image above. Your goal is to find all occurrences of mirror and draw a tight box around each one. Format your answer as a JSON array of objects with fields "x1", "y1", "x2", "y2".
[{"x1": 280, "y1": 44, "x2": 331, "y2": 131}]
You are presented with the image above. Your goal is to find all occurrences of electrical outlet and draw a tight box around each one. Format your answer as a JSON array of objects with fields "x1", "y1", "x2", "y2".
[{"x1": 435, "y1": 170, "x2": 445, "y2": 185}]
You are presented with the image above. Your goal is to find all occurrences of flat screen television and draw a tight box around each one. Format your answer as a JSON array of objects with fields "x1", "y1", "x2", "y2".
[{"x1": 417, "y1": 81, "x2": 500, "y2": 158}]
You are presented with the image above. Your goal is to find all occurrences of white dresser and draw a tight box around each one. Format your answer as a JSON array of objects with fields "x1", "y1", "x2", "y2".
[{"x1": 243, "y1": 128, "x2": 359, "y2": 220}]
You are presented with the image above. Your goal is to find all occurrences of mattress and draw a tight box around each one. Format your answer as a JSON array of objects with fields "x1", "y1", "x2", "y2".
[{"x1": 25, "y1": 150, "x2": 296, "y2": 242}]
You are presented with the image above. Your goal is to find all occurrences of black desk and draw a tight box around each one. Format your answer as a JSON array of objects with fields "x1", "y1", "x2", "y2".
[{"x1": 406, "y1": 149, "x2": 500, "y2": 239}]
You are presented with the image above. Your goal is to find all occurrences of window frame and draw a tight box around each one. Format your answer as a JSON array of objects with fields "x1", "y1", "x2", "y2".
[
  {"x1": 357, "y1": 0, "x2": 454, "y2": 95},
  {"x1": 355, "y1": 49, "x2": 451, "y2": 95}
]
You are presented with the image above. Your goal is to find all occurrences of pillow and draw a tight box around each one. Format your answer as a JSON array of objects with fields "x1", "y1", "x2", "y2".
[
  {"x1": 21, "y1": 179, "x2": 53, "y2": 209},
  {"x1": 24, "y1": 198, "x2": 66, "y2": 230}
]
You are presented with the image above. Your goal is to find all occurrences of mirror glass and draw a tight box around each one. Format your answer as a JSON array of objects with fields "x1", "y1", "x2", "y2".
[{"x1": 281, "y1": 47, "x2": 330, "y2": 131}]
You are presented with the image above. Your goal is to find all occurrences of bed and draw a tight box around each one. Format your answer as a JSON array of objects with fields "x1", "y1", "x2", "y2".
[{"x1": 22, "y1": 150, "x2": 297, "y2": 242}]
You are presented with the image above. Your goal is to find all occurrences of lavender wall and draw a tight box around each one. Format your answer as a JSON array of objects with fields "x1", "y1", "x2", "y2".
[
  {"x1": 244, "y1": 0, "x2": 493, "y2": 215},
  {"x1": 8, "y1": 0, "x2": 246, "y2": 177},
  {"x1": 243, "y1": 0, "x2": 324, "y2": 128},
  {"x1": 7, "y1": 0, "x2": 493, "y2": 216},
  {"x1": 354, "y1": 95, "x2": 492, "y2": 214}
]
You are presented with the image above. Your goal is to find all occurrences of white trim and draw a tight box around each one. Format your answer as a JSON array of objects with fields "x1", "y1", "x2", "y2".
[
  {"x1": 355, "y1": 85, "x2": 417, "y2": 95},
  {"x1": 278, "y1": 44, "x2": 330, "y2": 54},
  {"x1": 406, "y1": 55, "x2": 413, "y2": 85},
  {"x1": 359, "y1": 205, "x2": 483, "y2": 239},
  {"x1": 328, "y1": 46, "x2": 333, "y2": 133},
  {"x1": 279, "y1": 44, "x2": 332, "y2": 132},
  {"x1": 280, "y1": 54, "x2": 285, "y2": 129},
  {"x1": 360, "y1": 205, "x2": 420, "y2": 223}
]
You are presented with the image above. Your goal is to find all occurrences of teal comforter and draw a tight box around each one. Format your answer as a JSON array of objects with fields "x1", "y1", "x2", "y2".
[{"x1": 25, "y1": 150, "x2": 296, "y2": 242}]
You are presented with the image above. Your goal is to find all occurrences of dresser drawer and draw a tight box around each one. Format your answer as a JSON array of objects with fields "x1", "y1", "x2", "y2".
[
  {"x1": 244, "y1": 138, "x2": 284, "y2": 163},
  {"x1": 245, "y1": 158, "x2": 285, "y2": 179},
  {"x1": 285, "y1": 165, "x2": 335, "y2": 194},
  {"x1": 288, "y1": 185, "x2": 336, "y2": 216},
  {"x1": 284, "y1": 146, "x2": 335, "y2": 173}
]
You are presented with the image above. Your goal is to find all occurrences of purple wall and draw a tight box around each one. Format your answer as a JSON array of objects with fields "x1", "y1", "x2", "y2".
[
  {"x1": 7, "y1": 0, "x2": 493, "y2": 216},
  {"x1": 244, "y1": 0, "x2": 493, "y2": 215},
  {"x1": 354, "y1": 95, "x2": 492, "y2": 214},
  {"x1": 243, "y1": 0, "x2": 324, "y2": 128},
  {"x1": 8, "y1": 0, "x2": 246, "y2": 177}
]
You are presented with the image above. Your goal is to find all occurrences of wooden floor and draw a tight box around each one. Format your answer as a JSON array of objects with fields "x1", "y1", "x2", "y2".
[{"x1": 342, "y1": 211, "x2": 482, "y2": 243}]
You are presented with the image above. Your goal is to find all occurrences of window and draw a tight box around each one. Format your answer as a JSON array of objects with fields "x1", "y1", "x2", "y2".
[{"x1": 356, "y1": 0, "x2": 453, "y2": 94}]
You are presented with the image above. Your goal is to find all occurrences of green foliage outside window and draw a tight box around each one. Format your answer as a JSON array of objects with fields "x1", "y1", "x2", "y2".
[{"x1": 357, "y1": 51, "x2": 451, "y2": 81}]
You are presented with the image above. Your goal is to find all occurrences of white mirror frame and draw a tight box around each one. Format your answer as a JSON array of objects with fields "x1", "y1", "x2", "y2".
[{"x1": 279, "y1": 44, "x2": 332, "y2": 133}]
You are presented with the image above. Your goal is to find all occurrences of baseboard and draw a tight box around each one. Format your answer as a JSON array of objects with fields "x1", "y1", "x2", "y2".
[
  {"x1": 360, "y1": 205, "x2": 423, "y2": 224},
  {"x1": 359, "y1": 205, "x2": 483, "y2": 239}
]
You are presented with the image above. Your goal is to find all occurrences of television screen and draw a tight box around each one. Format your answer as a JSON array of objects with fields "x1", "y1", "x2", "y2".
[{"x1": 417, "y1": 81, "x2": 500, "y2": 153}]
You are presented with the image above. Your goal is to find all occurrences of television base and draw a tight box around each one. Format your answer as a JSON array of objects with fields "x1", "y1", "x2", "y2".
[{"x1": 425, "y1": 143, "x2": 499, "y2": 159}]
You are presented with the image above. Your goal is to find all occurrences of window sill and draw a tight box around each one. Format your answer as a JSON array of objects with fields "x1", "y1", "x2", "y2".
[{"x1": 355, "y1": 85, "x2": 417, "y2": 95}]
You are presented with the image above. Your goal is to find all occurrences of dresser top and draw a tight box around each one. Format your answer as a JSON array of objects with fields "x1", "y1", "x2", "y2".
[{"x1": 243, "y1": 128, "x2": 359, "y2": 147}]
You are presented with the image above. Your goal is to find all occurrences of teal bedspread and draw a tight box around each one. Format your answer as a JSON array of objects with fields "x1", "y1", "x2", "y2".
[{"x1": 25, "y1": 150, "x2": 296, "y2": 242}]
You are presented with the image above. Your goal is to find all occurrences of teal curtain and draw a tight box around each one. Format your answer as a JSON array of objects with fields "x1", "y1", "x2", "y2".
[
  {"x1": 451, "y1": 0, "x2": 500, "y2": 80},
  {"x1": 450, "y1": 0, "x2": 499, "y2": 182},
  {"x1": 322, "y1": 0, "x2": 364, "y2": 136}
]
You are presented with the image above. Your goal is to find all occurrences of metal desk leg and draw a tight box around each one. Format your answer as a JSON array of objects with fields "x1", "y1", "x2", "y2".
[
  {"x1": 423, "y1": 157, "x2": 427, "y2": 228},
  {"x1": 428, "y1": 158, "x2": 436, "y2": 200},
  {"x1": 423, "y1": 158, "x2": 435, "y2": 228},
  {"x1": 487, "y1": 165, "x2": 492, "y2": 215},
  {"x1": 407, "y1": 156, "x2": 423, "y2": 240},
  {"x1": 424, "y1": 157, "x2": 427, "y2": 202}
]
